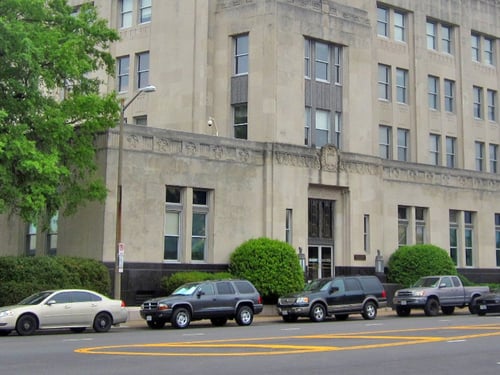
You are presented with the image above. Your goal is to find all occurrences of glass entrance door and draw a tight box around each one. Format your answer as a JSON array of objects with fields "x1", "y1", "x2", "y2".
[{"x1": 307, "y1": 246, "x2": 334, "y2": 279}]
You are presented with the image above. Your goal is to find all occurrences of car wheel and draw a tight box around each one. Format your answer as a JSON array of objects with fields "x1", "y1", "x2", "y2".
[
  {"x1": 210, "y1": 317, "x2": 228, "y2": 327},
  {"x1": 93, "y1": 312, "x2": 113, "y2": 333},
  {"x1": 70, "y1": 328, "x2": 86, "y2": 333},
  {"x1": 282, "y1": 315, "x2": 298, "y2": 323},
  {"x1": 424, "y1": 298, "x2": 440, "y2": 316},
  {"x1": 309, "y1": 303, "x2": 326, "y2": 322},
  {"x1": 0, "y1": 330, "x2": 12, "y2": 336},
  {"x1": 16, "y1": 314, "x2": 37, "y2": 336},
  {"x1": 468, "y1": 297, "x2": 480, "y2": 314},
  {"x1": 441, "y1": 306, "x2": 455, "y2": 315},
  {"x1": 235, "y1": 306, "x2": 253, "y2": 326},
  {"x1": 147, "y1": 319, "x2": 166, "y2": 329},
  {"x1": 334, "y1": 314, "x2": 349, "y2": 321},
  {"x1": 362, "y1": 301, "x2": 378, "y2": 320},
  {"x1": 396, "y1": 306, "x2": 411, "y2": 317},
  {"x1": 171, "y1": 307, "x2": 191, "y2": 329}
]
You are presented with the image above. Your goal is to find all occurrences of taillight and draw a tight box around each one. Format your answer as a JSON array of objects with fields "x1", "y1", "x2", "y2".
[
  {"x1": 258, "y1": 295, "x2": 263, "y2": 304},
  {"x1": 382, "y1": 290, "x2": 387, "y2": 299},
  {"x1": 121, "y1": 300, "x2": 126, "y2": 307}
]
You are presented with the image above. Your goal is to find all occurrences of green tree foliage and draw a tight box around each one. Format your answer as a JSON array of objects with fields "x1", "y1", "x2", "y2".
[
  {"x1": 161, "y1": 271, "x2": 233, "y2": 295},
  {"x1": 0, "y1": 255, "x2": 111, "y2": 306},
  {"x1": 0, "y1": 0, "x2": 120, "y2": 224},
  {"x1": 387, "y1": 244, "x2": 457, "y2": 287},
  {"x1": 229, "y1": 237, "x2": 304, "y2": 302}
]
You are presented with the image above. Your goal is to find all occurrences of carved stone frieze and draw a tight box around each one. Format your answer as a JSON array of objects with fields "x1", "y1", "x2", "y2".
[
  {"x1": 275, "y1": 151, "x2": 321, "y2": 169},
  {"x1": 320, "y1": 144, "x2": 343, "y2": 172}
]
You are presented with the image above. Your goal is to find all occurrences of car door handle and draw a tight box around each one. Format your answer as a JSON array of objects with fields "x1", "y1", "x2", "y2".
[{"x1": 64, "y1": 305, "x2": 71, "y2": 309}]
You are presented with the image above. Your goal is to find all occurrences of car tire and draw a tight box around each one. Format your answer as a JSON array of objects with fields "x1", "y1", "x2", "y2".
[
  {"x1": 468, "y1": 296, "x2": 480, "y2": 314},
  {"x1": 424, "y1": 298, "x2": 440, "y2": 316},
  {"x1": 235, "y1": 306, "x2": 254, "y2": 326},
  {"x1": 171, "y1": 307, "x2": 191, "y2": 329},
  {"x1": 16, "y1": 314, "x2": 37, "y2": 336},
  {"x1": 362, "y1": 301, "x2": 378, "y2": 320},
  {"x1": 441, "y1": 306, "x2": 455, "y2": 315},
  {"x1": 210, "y1": 317, "x2": 228, "y2": 327},
  {"x1": 70, "y1": 328, "x2": 87, "y2": 333},
  {"x1": 396, "y1": 306, "x2": 411, "y2": 317},
  {"x1": 309, "y1": 303, "x2": 326, "y2": 322},
  {"x1": 147, "y1": 319, "x2": 166, "y2": 329},
  {"x1": 93, "y1": 312, "x2": 113, "y2": 333},
  {"x1": 282, "y1": 315, "x2": 298, "y2": 323}
]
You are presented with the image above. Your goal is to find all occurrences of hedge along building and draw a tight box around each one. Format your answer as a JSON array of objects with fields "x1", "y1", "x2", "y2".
[{"x1": 1, "y1": 0, "x2": 499, "y2": 304}]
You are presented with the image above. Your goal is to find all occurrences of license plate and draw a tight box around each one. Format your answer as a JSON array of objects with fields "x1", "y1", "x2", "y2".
[
  {"x1": 401, "y1": 300, "x2": 407, "y2": 305},
  {"x1": 146, "y1": 315, "x2": 152, "y2": 321},
  {"x1": 479, "y1": 305, "x2": 487, "y2": 310},
  {"x1": 282, "y1": 310, "x2": 288, "y2": 315}
]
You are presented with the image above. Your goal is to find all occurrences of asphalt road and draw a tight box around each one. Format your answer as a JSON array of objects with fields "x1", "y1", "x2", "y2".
[{"x1": 1, "y1": 311, "x2": 500, "y2": 375}]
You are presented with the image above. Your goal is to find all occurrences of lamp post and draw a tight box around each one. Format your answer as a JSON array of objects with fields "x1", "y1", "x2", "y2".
[{"x1": 114, "y1": 85, "x2": 156, "y2": 300}]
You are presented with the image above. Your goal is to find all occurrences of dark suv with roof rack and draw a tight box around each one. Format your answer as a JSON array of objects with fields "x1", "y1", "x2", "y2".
[
  {"x1": 277, "y1": 275, "x2": 387, "y2": 322},
  {"x1": 140, "y1": 279, "x2": 263, "y2": 329}
]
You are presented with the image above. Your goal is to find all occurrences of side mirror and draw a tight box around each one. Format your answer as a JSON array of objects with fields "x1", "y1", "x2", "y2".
[
  {"x1": 46, "y1": 300, "x2": 56, "y2": 306},
  {"x1": 330, "y1": 287, "x2": 339, "y2": 294},
  {"x1": 439, "y1": 283, "x2": 447, "y2": 288},
  {"x1": 196, "y1": 290, "x2": 205, "y2": 298}
]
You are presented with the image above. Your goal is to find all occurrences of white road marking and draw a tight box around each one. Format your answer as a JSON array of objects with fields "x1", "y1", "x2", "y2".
[
  {"x1": 63, "y1": 338, "x2": 93, "y2": 342},
  {"x1": 281, "y1": 328, "x2": 301, "y2": 331},
  {"x1": 447, "y1": 339, "x2": 466, "y2": 343}
]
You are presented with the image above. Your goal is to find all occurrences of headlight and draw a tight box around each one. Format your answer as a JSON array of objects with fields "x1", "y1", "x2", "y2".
[
  {"x1": 395, "y1": 291, "x2": 399, "y2": 297},
  {"x1": 295, "y1": 297, "x2": 309, "y2": 304},
  {"x1": 0, "y1": 310, "x2": 14, "y2": 318},
  {"x1": 158, "y1": 303, "x2": 170, "y2": 311},
  {"x1": 413, "y1": 291, "x2": 426, "y2": 297}
]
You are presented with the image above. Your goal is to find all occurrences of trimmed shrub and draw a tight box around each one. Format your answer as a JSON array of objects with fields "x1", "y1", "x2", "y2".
[
  {"x1": 161, "y1": 271, "x2": 233, "y2": 295},
  {"x1": 387, "y1": 244, "x2": 457, "y2": 287},
  {"x1": 229, "y1": 237, "x2": 304, "y2": 302},
  {"x1": 0, "y1": 256, "x2": 111, "y2": 306}
]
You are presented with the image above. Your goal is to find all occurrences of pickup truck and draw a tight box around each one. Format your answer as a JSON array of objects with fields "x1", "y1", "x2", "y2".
[{"x1": 392, "y1": 275, "x2": 489, "y2": 317}]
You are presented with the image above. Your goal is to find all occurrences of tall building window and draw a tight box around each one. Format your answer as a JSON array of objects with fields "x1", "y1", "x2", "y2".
[
  {"x1": 377, "y1": 6, "x2": 389, "y2": 37},
  {"x1": 46, "y1": 212, "x2": 58, "y2": 256},
  {"x1": 489, "y1": 144, "x2": 498, "y2": 173},
  {"x1": 139, "y1": 0, "x2": 152, "y2": 24},
  {"x1": 449, "y1": 210, "x2": 458, "y2": 265},
  {"x1": 315, "y1": 109, "x2": 331, "y2": 148},
  {"x1": 285, "y1": 209, "x2": 293, "y2": 244},
  {"x1": 464, "y1": 211, "x2": 474, "y2": 266},
  {"x1": 394, "y1": 11, "x2": 406, "y2": 42},
  {"x1": 444, "y1": 79, "x2": 455, "y2": 113},
  {"x1": 234, "y1": 34, "x2": 249, "y2": 75},
  {"x1": 429, "y1": 134, "x2": 440, "y2": 166},
  {"x1": 117, "y1": 56, "x2": 129, "y2": 93},
  {"x1": 315, "y1": 41, "x2": 330, "y2": 82},
  {"x1": 487, "y1": 89, "x2": 497, "y2": 122},
  {"x1": 426, "y1": 21, "x2": 437, "y2": 50},
  {"x1": 233, "y1": 103, "x2": 248, "y2": 139},
  {"x1": 133, "y1": 115, "x2": 147, "y2": 126},
  {"x1": 441, "y1": 24, "x2": 452, "y2": 54},
  {"x1": 396, "y1": 68, "x2": 408, "y2": 104},
  {"x1": 26, "y1": 223, "x2": 37, "y2": 256},
  {"x1": 192, "y1": 190, "x2": 208, "y2": 261},
  {"x1": 415, "y1": 207, "x2": 426, "y2": 244},
  {"x1": 304, "y1": 39, "x2": 311, "y2": 78},
  {"x1": 304, "y1": 107, "x2": 311, "y2": 146},
  {"x1": 398, "y1": 206, "x2": 409, "y2": 246},
  {"x1": 363, "y1": 214, "x2": 370, "y2": 252},
  {"x1": 333, "y1": 112, "x2": 342, "y2": 148},
  {"x1": 333, "y1": 46, "x2": 342, "y2": 84},
  {"x1": 484, "y1": 37, "x2": 494, "y2": 65},
  {"x1": 471, "y1": 34, "x2": 480, "y2": 62},
  {"x1": 378, "y1": 64, "x2": 391, "y2": 101},
  {"x1": 397, "y1": 128, "x2": 409, "y2": 162},
  {"x1": 428, "y1": 76, "x2": 439, "y2": 110},
  {"x1": 446, "y1": 136, "x2": 456, "y2": 168},
  {"x1": 136, "y1": 52, "x2": 150, "y2": 89},
  {"x1": 473, "y1": 86, "x2": 483, "y2": 119},
  {"x1": 120, "y1": 0, "x2": 133, "y2": 28},
  {"x1": 475, "y1": 141, "x2": 485, "y2": 171},
  {"x1": 495, "y1": 214, "x2": 500, "y2": 267},
  {"x1": 379, "y1": 125, "x2": 392, "y2": 159},
  {"x1": 164, "y1": 187, "x2": 182, "y2": 261}
]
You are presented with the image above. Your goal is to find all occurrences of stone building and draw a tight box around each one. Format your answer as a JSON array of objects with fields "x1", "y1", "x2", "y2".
[{"x1": 1, "y1": 0, "x2": 499, "y2": 304}]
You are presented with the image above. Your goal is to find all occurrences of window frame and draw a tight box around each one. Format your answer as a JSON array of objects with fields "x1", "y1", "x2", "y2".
[
  {"x1": 393, "y1": 10, "x2": 406, "y2": 42},
  {"x1": 429, "y1": 133, "x2": 440, "y2": 166},
  {"x1": 378, "y1": 64, "x2": 391, "y2": 101},
  {"x1": 487, "y1": 89, "x2": 497, "y2": 122},
  {"x1": 136, "y1": 51, "x2": 150, "y2": 89},
  {"x1": 475, "y1": 141, "x2": 485, "y2": 172},
  {"x1": 120, "y1": 0, "x2": 133, "y2": 29},
  {"x1": 377, "y1": 6, "x2": 389, "y2": 37},
  {"x1": 139, "y1": 0, "x2": 152, "y2": 24},
  {"x1": 234, "y1": 34, "x2": 249, "y2": 76},
  {"x1": 444, "y1": 79, "x2": 455, "y2": 113},
  {"x1": 117, "y1": 56, "x2": 129, "y2": 93},
  {"x1": 397, "y1": 128, "x2": 409, "y2": 162},
  {"x1": 473, "y1": 86, "x2": 483, "y2": 119},
  {"x1": 396, "y1": 68, "x2": 408, "y2": 104},
  {"x1": 490, "y1": 144, "x2": 498, "y2": 173},
  {"x1": 426, "y1": 21, "x2": 437, "y2": 50},
  {"x1": 446, "y1": 136, "x2": 456, "y2": 168},
  {"x1": 428, "y1": 75, "x2": 439, "y2": 110},
  {"x1": 379, "y1": 125, "x2": 392, "y2": 159},
  {"x1": 233, "y1": 103, "x2": 248, "y2": 140}
]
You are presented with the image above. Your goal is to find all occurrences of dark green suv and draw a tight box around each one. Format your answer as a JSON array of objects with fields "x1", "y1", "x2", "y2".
[
  {"x1": 140, "y1": 279, "x2": 263, "y2": 329},
  {"x1": 277, "y1": 275, "x2": 387, "y2": 322}
]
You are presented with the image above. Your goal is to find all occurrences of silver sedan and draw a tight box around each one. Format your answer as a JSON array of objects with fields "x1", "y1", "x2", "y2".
[{"x1": 0, "y1": 289, "x2": 128, "y2": 336}]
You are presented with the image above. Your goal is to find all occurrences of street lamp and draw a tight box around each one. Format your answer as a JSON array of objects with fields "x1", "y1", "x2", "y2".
[{"x1": 114, "y1": 85, "x2": 156, "y2": 300}]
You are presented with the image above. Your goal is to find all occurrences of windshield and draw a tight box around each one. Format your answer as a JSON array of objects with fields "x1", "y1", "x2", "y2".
[
  {"x1": 171, "y1": 283, "x2": 200, "y2": 296},
  {"x1": 18, "y1": 291, "x2": 53, "y2": 305},
  {"x1": 303, "y1": 279, "x2": 332, "y2": 292},
  {"x1": 413, "y1": 277, "x2": 440, "y2": 288}
]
